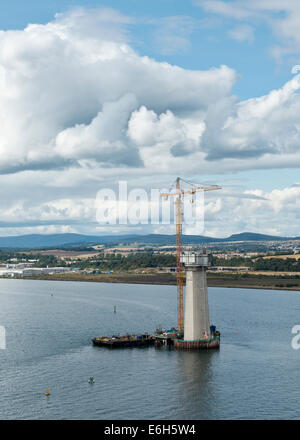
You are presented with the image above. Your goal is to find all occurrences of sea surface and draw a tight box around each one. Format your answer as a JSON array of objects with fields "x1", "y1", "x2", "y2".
[{"x1": 0, "y1": 279, "x2": 300, "y2": 420}]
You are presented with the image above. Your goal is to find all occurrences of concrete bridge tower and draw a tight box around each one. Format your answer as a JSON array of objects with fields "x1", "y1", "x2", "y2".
[{"x1": 181, "y1": 251, "x2": 211, "y2": 341}]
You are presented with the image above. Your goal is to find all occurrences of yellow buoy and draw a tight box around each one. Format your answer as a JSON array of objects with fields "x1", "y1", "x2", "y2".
[{"x1": 45, "y1": 387, "x2": 51, "y2": 396}]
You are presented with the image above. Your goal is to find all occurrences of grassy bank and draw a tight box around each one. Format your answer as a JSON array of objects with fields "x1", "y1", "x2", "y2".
[{"x1": 12, "y1": 271, "x2": 300, "y2": 291}]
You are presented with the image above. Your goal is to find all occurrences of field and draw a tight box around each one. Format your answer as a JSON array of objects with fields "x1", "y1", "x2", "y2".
[
  {"x1": 20, "y1": 249, "x2": 100, "y2": 259},
  {"x1": 261, "y1": 254, "x2": 300, "y2": 260}
]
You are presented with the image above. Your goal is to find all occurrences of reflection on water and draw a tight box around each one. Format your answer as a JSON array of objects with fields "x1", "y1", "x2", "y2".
[
  {"x1": 178, "y1": 350, "x2": 215, "y2": 381},
  {"x1": 177, "y1": 350, "x2": 219, "y2": 419}
]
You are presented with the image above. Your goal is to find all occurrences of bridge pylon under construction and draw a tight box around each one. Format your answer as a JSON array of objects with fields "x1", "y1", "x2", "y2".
[{"x1": 161, "y1": 177, "x2": 221, "y2": 350}]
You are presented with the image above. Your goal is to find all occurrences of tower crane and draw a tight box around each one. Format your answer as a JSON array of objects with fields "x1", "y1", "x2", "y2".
[{"x1": 161, "y1": 177, "x2": 221, "y2": 334}]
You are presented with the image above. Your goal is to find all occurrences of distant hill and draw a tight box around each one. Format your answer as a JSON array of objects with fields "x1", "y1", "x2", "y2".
[
  {"x1": 0, "y1": 233, "x2": 101, "y2": 249},
  {"x1": 225, "y1": 232, "x2": 294, "y2": 242},
  {"x1": 0, "y1": 232, "x2": 298, "y2": 250}
]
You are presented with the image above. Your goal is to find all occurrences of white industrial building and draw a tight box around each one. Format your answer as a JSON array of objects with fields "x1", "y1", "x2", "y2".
[{"x1": 0, "y1": 267, "x2": 71, "y2": 277}]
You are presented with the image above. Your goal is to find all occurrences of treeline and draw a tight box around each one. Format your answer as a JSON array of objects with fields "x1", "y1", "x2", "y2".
[
  {"x1": 0, "y1": 251, "x2": 15, "y2": 262},
  {"x1": 74, "y1": 253, "x2": 176, "y2": 271},
  {"x1": 0, "y1": 251, "x2": 63, "y2": 267},
  {"x1": 32, "y1": 255, "x2": 66, "y2": 267},
  {"x1": 213, "y1": 256, "x2": 300, "y2": 271},
  {"x1": 252, "y1": 258, "x2": 300, "y2": 272}
]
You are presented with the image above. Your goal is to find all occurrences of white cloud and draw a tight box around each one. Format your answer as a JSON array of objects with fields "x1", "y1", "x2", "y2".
[
  {"x1": 0, "y1": 183, "x2": 297, "y2": 238},
  {"x1": 151, "y1": 16, "x2": 197, "y2": 55},
  {"x1": 0, "y1": 198, "x2": 95, "y2": 225},
  {"x1": 1, "y1": 6, "x2": 299, "y2": 178},
  {"x1": 202, "y1": 185, "x2": 300, "y2": 237},
  {"x1": 0, "y1": 7, "x2": 298, "y2": 237},
  {"x1": 0, "y1": 8, "x2": 235, "y2": 174},
  {"x1": 198, "y1": 1, "x2": 256, "y2": 20},
  {"x1": 202, "y1": 75, "x2": 300, "y2": 160},
  {"x1": 228, "y1": 24, "x2": 255, "y2": 43},
  {"x1": 198, "y1": 0, "x2": 300, "y2": 60},
  {"x1": 0, "y1": 225, "x2": 77, "y2": 236}
]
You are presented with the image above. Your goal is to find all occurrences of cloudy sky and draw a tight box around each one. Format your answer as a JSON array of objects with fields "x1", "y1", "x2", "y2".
[{"x1": 0, "y1": 0, "x2": 299, "y2": 238}]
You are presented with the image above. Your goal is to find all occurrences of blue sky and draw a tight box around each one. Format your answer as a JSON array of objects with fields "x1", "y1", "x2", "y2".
[{"x1": 0, "y1": 1, "x2": 298, "y2": 236}]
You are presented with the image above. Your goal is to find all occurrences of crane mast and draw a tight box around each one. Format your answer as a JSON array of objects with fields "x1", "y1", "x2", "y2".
[
  {"x1": 175, "y1": 178, "x2": 184, "y2": 333},
  {"x1": 161, "y1": 177, "x2": 221, "y2": 334}
]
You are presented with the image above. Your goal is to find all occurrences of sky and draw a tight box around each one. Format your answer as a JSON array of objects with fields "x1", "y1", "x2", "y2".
[{"x1": 0, "y1": 0, "x2": 299, "y2": 237}]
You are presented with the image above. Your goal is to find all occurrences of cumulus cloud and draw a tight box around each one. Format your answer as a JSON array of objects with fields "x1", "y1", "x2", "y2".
[
  {"x1": 202, "y1": 185, "x2": 300, "y2": 237},
  {"x1": 54, "y1": 93, "x2": 142, "y2": 167},
  {"x1": 202, "y1": 75, "x2": 300, "y2": 159},
  {"x1": 0, "y1": 7, "x2": 298, "y2": 237},
  {"x1": 0, "y1": 7, "x2": 236, "y2": 175},
  {"x1": 0, "y1": 6, "x2": 299, "y2": 178},
  {"x1": 0, "y1": 178, "x2": 297, "y2": 238},
  {"x1": 0, "y1": 198, "x2": 95, "y2": 225}
]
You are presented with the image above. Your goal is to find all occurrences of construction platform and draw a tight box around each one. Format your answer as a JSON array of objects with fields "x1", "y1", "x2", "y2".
[
  {"x1": 173, "y1": 332, "x2": 220, "y2": 350},
  {"x1": 153, "y1": 328, "x2": 182, "y2": 347},
  {"x1": 92, "y1": 328, "x2": 220, "y2": 350}
]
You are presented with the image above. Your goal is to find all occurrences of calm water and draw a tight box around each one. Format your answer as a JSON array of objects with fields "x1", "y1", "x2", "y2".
[{"x1": 0, "y1": 279, "x2": 300, "y2": 420}]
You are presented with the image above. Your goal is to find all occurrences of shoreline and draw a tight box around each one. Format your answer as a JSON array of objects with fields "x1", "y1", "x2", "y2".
[{"x1": 1, "y1": 272, "x2": 299, "y2": 291}]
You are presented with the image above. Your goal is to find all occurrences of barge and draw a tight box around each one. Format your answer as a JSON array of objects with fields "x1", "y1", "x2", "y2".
[{"x1": 92, "y1": 333, "x2": 155, "y2": 348}]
